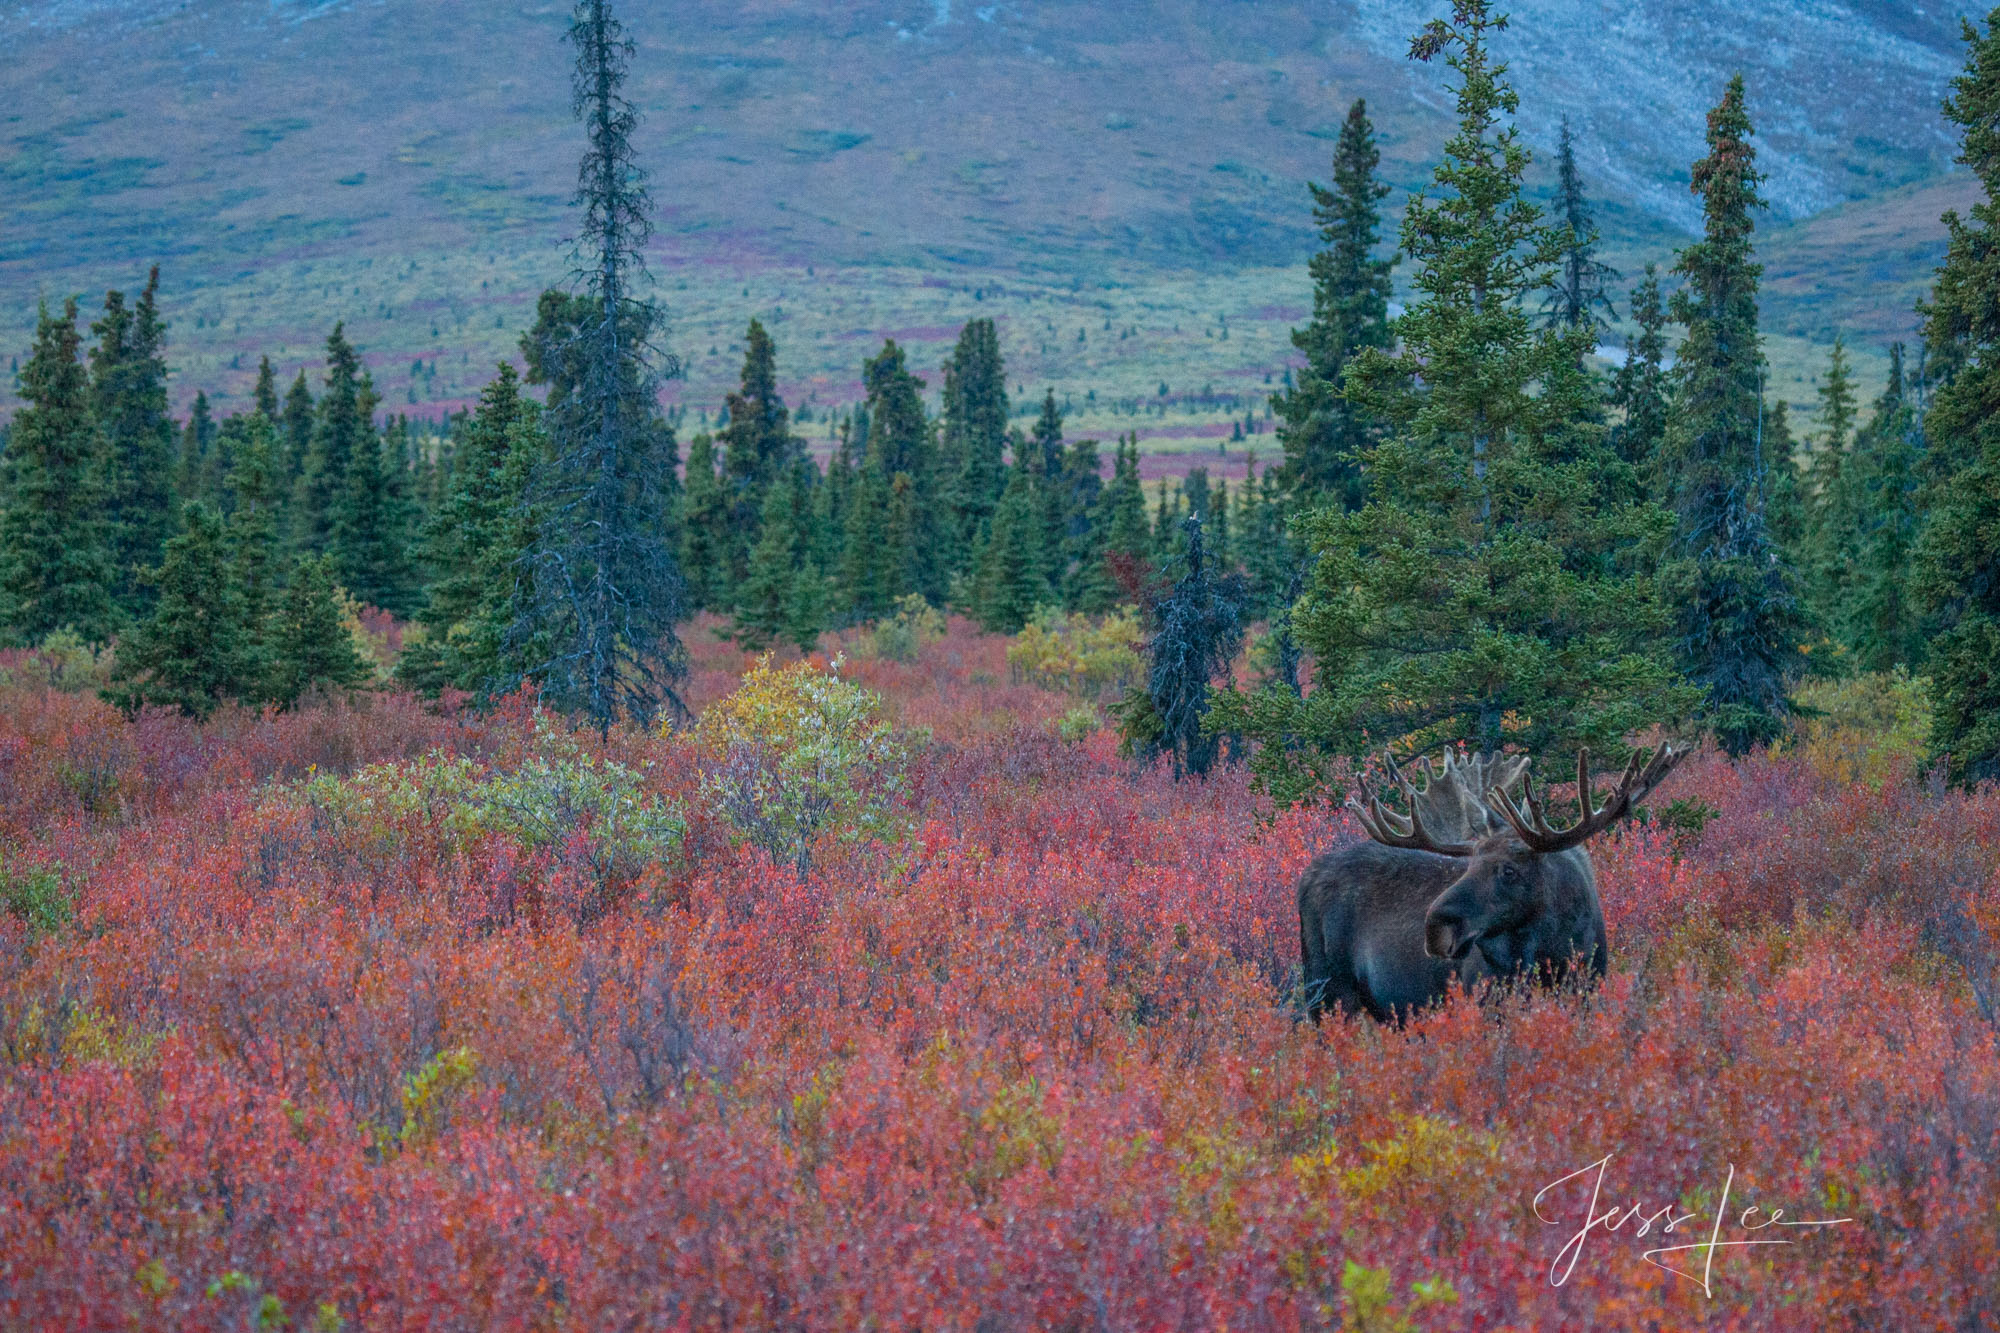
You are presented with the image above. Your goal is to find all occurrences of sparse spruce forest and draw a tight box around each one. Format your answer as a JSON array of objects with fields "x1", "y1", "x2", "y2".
[{"x1": 2, "y1": 1, "x2": 1999, "y2": 1328}]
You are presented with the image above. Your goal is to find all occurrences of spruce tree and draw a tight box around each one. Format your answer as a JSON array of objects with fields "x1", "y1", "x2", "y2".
[
  {"x1": 720, "y1": 319, "x2": 799, "y2": 588},
  {"x1": 857, "y1": 340, "x2": 937, "y2": 606},
  {"x1": 103, "y1": 502, "x2": 249, "y2": 718},
  {"x1": 175, "y1": 391, "x2": 217, "y2": 507},
  {"x1": 732, "y1": 469, "x2": 803, "y2": 650},
  {"x1": 402, "y1": 364, "x2": 538, "y2": 694},
  {"x1": 90, "y1": 268, "x2": 175, "y2": 615},
  {"x1": 254, "y1": 355, "x2": 280, "y2": 420},
  {"x1": 510, "y1": 0, "x2": 691, "y2": 732},
  {"x1": 1841, "y1": 348, "x2": 1925, "y2": 673},
  {"x1": 1658, "y1": 76, "x2": 1806, "y2": 755},
  {"x1": 0, "y1": 300, "x2": 118, "y2": 646},
  {"x1": 1116, "y1": 516, "x2": 1245, "y2": 780},
  {"x1": 280, "y1": 369, "x2": 314, "y2": 509},
  {"x1": 1030, "y1": 390, "x2": 1067, "y2": 594},
  {"x1": 269, "y1": 554, "x2": 373, "y2": 708},
  {"x1": 1059, "y1": 438, "x2": 1116, "y2": 613},
  {"x1": 1609, "y1": 265, "x2": 1670, "y2": 476},
  {"x1": 1224, "y1": 0, "x2": 1694, "y2": 803},
  {"x1": 1916, "y1": 13, "x2": 2000, "y2": 783},
  {"x1": 1103, "y1": 434, "x2": 1151, "y2": 568},
  {"x1": 1801, "y1": 336, "x2": 1860, "y2": 632},
  {"x1": 972, "y1": 462, "x2": 1045, "y2": 634},
  {"x1": 226, "y1": 412, "x2": 282, "y2": 693},
  {"x1": 1541, "y1": 116, "x2": 1620, "y2": 334},
  {"x1": 298, "y1": 325, "x2": 366, "y2": 553},
  {"x1": 333, "y1": 375, "x2": 419, "y2": 617},
  {"x1": 942, "y1": 318, "x2": 1008, "y2": 572},
  {"x1": 838, "y1": 465, "x2": 890, "y2": 620},
  {"x1": 678, "y1": 431, "x2": 732, "y2": 611},
  {"x1": 1272, "y1": 97, "x2": 1394, "y2": 510}
]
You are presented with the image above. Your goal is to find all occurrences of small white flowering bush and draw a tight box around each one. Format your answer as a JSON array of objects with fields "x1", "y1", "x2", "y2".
[
  {"x1": 685, "y1": 655, "x2": 911, "y2": 875},
  {"x1": 300, "y1": 715, "x2": 685, "y2": 883}
]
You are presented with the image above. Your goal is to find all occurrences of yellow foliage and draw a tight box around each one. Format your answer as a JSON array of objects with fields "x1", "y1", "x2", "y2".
[
  {"x1": 1341, "y1": 1113, "x2": 1503, "y2": 1204},
  {"x1": 1174, "y1": 1126, "x2": 1258, "y2": 1248},
  {"x1": 688, "y1": 656, "x2": 910, "y2": 874},
  {"x1": 400, "y1": 1046, "x2": 478, "y2": 1149},
  {"x1": 964, "y1": 1077, "x2": 1063, "y2": 1201},
  {"x1": 1779, "y1": 668, "x2": 1933, "y2": 787},
  {"x1": 1006, "y1": 608, "x2": 1144, "y2": 702}
]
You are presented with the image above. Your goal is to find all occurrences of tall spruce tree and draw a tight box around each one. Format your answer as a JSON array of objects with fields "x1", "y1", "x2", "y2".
[
  {"x1": 279, "y1": 369, "x2": 314, "y2": 512},
  {"x1": 1801, "y1": 335, "x2": 1860, "y2": 633},
  {"x1": 1058, "y1": 438, "x2": 1115, "y2": 613},
  {"x1": 175, "y1": 391, "x2": 217, "y2": 507},
  {"x1": 1840, "y1": 347, "x2": 1926, "y2": 673},
  {"x1": 732, "y1": 468, "x2": 808, "y2": 650},
  {"x1": 1030, "y1": 390, "x2": 1067, "y2": 594},
  {"x1": 297, "y1": 325, "x2": 366, "y2": 553},
  {"x1": 942, "y1": 318, "x2": 1008, "y2": 572},
  {"x1": 509, "y1": 0, "x2": 690, "y2": 732},
  {"x1": 254, "y1": 355, "x2": 280, "y2": 420},
  {"x1": 1273, "y1": 97, "x2": 1394, "y2": 510},
  {"x1": 0, "y1": 300, "x2": 118, "y2": 646},
  {"x1": 226, "y1": 412, "x2": 283, "y2": 693},
  {"x1": 1541, "y1": 117, "x2": 1620, "y2": 334},
  {"x1": 1658, "y1": 76, "x2": 1806, "y2": 755},
  {"x1": 1221, "y1": 0, "x2": 1694, "y2": 805},
  {"x1": 103, "y1": 502, "x2": 250, "y2": 718},
  {"x1": 90, "y1": 268, "x2": 175, "y2": 615},
  {"x1": 720, "y1": 319, "x2": 799, "y2": 590},
  {"x1": 852, "y1": 340, "x2": 938, "y2": 609},
  {"x1": 1609, "y1": 265, "x2": 1670, "y2": 475},
  {"x1": 332, "y1": 375, "x2": 420, "y2": 617},
  {"x1": 1916, "y1": 10, "x2": 2000, "y2": 784},
  {"x1": 1103, "y1": 434, "x2": 1151, "y2": 570},
  {"x1": 971, "y1": 460, "x2": 1046, "y2": 634}
]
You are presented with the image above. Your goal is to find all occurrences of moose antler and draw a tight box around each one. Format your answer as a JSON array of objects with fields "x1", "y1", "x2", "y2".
[
  {"x1": 1484, "y1": 744, "x2": 1688, "y2": 854},
  {"x1": 1346, "y1": 750, "x2": 1480, "y2": 857}
]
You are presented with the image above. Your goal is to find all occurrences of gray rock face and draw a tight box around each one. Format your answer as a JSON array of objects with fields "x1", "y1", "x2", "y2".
[{"x1": 1348, "y1": 0, "x2": 1976, "y2": 228}]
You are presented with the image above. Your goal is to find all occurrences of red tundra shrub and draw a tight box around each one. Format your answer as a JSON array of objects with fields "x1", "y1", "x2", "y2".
[{"x1": 0, "y1": 644, "x2": 1996, "y2": 1329}]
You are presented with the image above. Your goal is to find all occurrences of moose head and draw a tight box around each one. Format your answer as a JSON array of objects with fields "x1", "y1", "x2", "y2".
[{"x1": 1347, "y1": 745, "x2": 1687, "y2": 980}]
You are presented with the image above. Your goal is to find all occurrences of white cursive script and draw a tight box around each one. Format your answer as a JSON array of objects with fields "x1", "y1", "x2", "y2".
[{"x1": 1533, "y1": 1154, "x2": 1853, "y2": 1295}]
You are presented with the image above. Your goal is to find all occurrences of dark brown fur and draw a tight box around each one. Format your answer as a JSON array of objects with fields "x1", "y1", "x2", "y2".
[{"x1": 1297, "y1": 835, "x2": 1607, "y2": 1021}]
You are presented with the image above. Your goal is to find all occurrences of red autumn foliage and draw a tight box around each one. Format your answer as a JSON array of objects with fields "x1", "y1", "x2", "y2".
[{"x1": 0, "y1": 618, "x2": 1995, "y2": 1330}]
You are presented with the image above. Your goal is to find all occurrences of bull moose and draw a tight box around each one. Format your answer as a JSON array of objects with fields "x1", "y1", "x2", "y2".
[{"x1": 1298, "y1": 745, "x2": 1686, "y2": 1021}]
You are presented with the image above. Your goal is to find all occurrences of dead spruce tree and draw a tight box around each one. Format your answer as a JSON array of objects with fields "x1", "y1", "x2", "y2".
[{"x1": 509, "y1": 0, "x2": 690, "y2": 734}]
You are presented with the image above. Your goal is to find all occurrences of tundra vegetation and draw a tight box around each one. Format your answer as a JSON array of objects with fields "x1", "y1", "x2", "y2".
[{"x1": 4, "y1": 0, "x2": 2000, "y2": 1326}]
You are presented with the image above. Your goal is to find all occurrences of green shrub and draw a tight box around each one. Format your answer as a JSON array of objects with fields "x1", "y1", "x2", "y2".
[
  {"x1": 867, "y1": 593, "x2": 947, "y2": 663},
  {"x1": 301, "y1": 715, "x2": 684, "y2": 881},
  {"x1": 1056, "y1": 704, "x2": 1102, "y2": 744},
  {"x1": 687, "y1": 656, "x2": 911, "y2": 875},
  {"x1": 0, "y1": 860, "x2": 70, "y2": 937},
  {"x1": 1006, "y1": 607, "x2": 1144, "y2": 701},
  {"x1": 0, "y1": 629, "x2": 114, "y2": 692}
]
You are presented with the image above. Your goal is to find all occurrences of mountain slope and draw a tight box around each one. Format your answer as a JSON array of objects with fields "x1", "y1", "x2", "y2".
[{"x1": 0, "y1": 0, "x2": 1980, "y2": 426}]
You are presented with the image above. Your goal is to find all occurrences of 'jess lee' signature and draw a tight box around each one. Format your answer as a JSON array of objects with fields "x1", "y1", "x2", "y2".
[{"x1": 1534, "y1": 1154, "x2": 1854, "y2": 1295}]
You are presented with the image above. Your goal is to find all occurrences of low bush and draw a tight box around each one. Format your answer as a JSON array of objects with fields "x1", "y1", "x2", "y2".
[
  {"x1": 688, "y1": 655, "x2": 911, "y2": 874},
  {"x1": 1782, "y1": 668, "x2": 1934, "y2": 787},
  {"x1": 1006, "y1": 607, "x2": 1144, "y2": 701},
  {"x1": 866, "y1": 593, "x2": 948, "y2": 663},
  {"x1": 299, "y1": 713, "x2": 685, "y2": 887}
]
